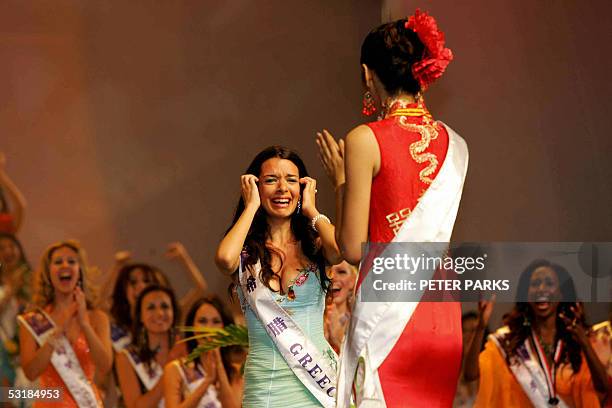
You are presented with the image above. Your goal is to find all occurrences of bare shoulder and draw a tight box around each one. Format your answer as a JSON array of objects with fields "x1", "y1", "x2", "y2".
[
  {"x1": 345, "y1": 124, "x2": 380, "y2": 173},
  {"x1": 345, "y1": 124, "x2": 376, "y2": 146},
  {"x1": 88, "y1": 308, "x2": 110, "y2": 326},
  {"x1": 163, "y1": 359, "x2": 181, "y2": 376}
]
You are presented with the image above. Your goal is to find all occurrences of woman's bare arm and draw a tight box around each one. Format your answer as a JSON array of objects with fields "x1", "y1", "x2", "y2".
[{"x1": 338, "y1": 125, "x2": 379, "y2": 264}]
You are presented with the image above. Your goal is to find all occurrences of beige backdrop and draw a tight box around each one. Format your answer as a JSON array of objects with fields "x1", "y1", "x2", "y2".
[{"x1": 1, "y1": 1, "x2": 610, "y2": 319}]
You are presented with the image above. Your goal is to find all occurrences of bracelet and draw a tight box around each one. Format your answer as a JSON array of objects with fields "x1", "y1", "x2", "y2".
[{"x1": 311, "y1": 214, "x2": 331, "y2": 233}]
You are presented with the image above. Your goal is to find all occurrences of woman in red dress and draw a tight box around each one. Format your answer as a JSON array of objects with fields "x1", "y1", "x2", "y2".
[{"x1": 317, "y1": 10, "x2": 468, "y2": 407}]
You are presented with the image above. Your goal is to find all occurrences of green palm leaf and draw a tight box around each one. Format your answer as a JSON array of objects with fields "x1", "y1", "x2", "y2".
[{"x1": 179, "y1": 324, "x2": 248, "y2": 362}]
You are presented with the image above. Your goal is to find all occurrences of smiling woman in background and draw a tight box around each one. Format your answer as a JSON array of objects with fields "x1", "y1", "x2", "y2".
[
  {"x1": 116, "y1": 284, "x2": 181, "y2": 408},
  {"x1": 164, "y1": 296, "x2": 243, "y2": 408},
  {"x1": 464, "y1": 259, "x2": 608, "y2": 407},
  {"x1": 18, "y1": 240, "x2": 112, "y2": 407}
]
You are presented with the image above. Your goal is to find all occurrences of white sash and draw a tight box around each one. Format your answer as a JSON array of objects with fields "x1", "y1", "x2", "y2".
[
  {"x1": 110, "y1": 323, "x2": 131, "y2": 352},
  {"x1": 239, "y1": 260, "x2": 338, "y2": 408},
  {"x1": 490, "y1": 328, "x2": 569, "y2": 408},
  {"x1": 17, "y1": 310, "x2": 101, "y2": 408},
  {"x1": 336, "y1": 123, "x2": 469, "y2": 407},
  {"x1": 174, "y1": 360, "x2": 221, "y2": 408},
  {"x1": 122, "y1": 347, "x2": 164, "y2": 407}
]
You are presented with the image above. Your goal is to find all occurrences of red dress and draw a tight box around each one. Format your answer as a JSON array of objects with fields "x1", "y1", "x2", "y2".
[{"x1": 363, "y1": 103, "x2": 462, "y2": 407}]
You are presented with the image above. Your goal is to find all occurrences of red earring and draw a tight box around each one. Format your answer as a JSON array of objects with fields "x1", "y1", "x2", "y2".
[{"x1": 362, "y1": 91, "x2": 377, "y2": 116}]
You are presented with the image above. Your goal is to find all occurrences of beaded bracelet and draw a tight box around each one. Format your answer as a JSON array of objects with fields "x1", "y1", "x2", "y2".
[{"x1": 311, "y1": 214, "x2": 331, "y2": 233}]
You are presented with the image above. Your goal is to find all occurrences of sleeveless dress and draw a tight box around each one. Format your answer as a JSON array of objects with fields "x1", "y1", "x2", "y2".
[
  {"x1": 36, "y1": 332, "x2": 102, "y2": 407},
  {"x1": 238, "y1": 264, "x2": 335, "y2": 407},
  {"x1": 362, "y1": 103, "x2": 463, "y2": 407}
]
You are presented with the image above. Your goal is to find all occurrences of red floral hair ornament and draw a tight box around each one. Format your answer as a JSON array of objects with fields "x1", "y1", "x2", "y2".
[{"x1": 405, "y1": 9, "x2": 453, "y2": 90}]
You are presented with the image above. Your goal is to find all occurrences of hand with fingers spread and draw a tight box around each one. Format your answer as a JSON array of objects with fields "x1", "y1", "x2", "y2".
[
  {"x1": 559, "y1": 303, "x2": 588, "y2": 345},
  {"x1": 299, "y1": 177, "x2": 319, "y2": 219},
  {"x1": 240, "y1": 174, "x2": 260, "y2": 211},
  {"x1": 316, "y1": 130, "x2": 345, "y2": 189}
]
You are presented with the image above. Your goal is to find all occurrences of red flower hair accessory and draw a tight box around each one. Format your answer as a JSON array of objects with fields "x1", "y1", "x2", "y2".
[{"x1": 405, "y1": 9, "x2": 453, "y2": 90}]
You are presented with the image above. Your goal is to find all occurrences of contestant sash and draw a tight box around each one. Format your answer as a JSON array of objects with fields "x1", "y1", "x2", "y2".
[
  {"x1": 110, "y1": 323, "x2": 131, "y2": 352},
  {"x1": 490, "y1": 328, "x2": 569, "y2": 408},
  {"x1": 240, "y1": 260, "x2": 338, "y2": 408},
  {"x1": 336, "y1": 123, "x2": 469, "y2": 407},
  {"x1": 122, "y1": 347, "x2": 164, "y2": 408},
  {"x1": 174, "y1": 359, "x2": 221, "y2": 408},
  {"x1": 17, "y1": 310, "x2": 101, "y2": 408}
]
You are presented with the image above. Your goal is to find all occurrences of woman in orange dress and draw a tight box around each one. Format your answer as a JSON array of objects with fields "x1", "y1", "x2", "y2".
[
  {"x1": 18, "y1": 240, "x2": 112, "y2": 407},
  {"x1": 464, "y1": 260, "x2": 609, "y2": 407}
]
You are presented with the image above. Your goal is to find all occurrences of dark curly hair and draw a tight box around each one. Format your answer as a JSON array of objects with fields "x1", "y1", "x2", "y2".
[
  {"x1": 360, "y1": 19, "x2": 425, "y2": 96},
  {"x1": 184, "y1": 296, "x2": 242, "y2": 381},
  {"x1": 502, "y1": 259, "x2": 584, "y2": 373},
  {"x1": 226, "y1": 146, "x2": 328, "y2": 295},
  {"x1": 111, "y1": 263, "x2": 170, "y2": 331},
  {"x1": 132, "y1": 285, "x2": 179, "y2": 369}
]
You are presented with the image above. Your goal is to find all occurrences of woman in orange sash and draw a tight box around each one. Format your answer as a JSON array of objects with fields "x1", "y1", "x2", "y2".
[
  {"x1": 464, "y1": 260, "x2": 608, "y2": 407},
  {"x1": 19, "y1": 240, "x2": 112, "y2": 407}
]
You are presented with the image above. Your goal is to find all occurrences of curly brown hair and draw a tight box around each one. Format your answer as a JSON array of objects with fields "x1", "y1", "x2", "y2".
[{"x1": 32, "y1": 240, "x2": 97, "y2": 308}]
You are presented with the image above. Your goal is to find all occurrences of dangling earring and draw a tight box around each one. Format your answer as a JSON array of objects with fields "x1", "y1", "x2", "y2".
[
  {"x1": 523, "y1": 316, "x2": 531, "y2": 327},
  {"x1": 415, "y1": 90, "x2": 424, "y2": 106},
  {"x1": 296, "y1": 199, "x2": 302, "y2": 215},
  {"x1": 362, "y1": 91, "x2": 377, "y2": 116}
]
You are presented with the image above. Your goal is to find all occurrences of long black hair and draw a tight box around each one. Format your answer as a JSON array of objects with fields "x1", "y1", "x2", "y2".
[
  {"x1": 360, "y1": 18, "x2": 425, "y2": 96},
  {"x1": 502, "y1": 259, "x2": 584, "y2": 373},
  {"x1": 227, "y1": 146, "x2": 329, "y2": 294},
  {"x1": 111, "y1": 263, "x2": 170, "y2": 331}
]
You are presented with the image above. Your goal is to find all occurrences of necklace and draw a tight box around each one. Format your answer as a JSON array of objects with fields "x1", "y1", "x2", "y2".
[
  {"x1": 285, "y1": 263, "x2": 317, "y2": 301},
  {"x1": 383, "y1": 98, "x2": 433, "y2": 121}
]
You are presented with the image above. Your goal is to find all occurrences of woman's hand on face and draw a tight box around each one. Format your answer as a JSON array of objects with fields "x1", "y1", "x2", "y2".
[
  {"x1": 240, "y1": 175, "x2": 260, "y2": 211},
  {"x1": 73, "y1": 287, "x2": 90, "y2": 327},
  {"x1": 299, "y1": 177, "x2": 318, "y2": 219},
  {"x1": 316, "y1": 130, "x2": 345, "y2": 189}
]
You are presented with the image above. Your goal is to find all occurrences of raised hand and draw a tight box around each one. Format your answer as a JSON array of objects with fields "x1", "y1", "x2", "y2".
[
  {"x1": 316, "y1": 130, "x2": 345, "y2": 189},
  {"x1": 114, "y1": 250, "x2": 132, "y2": 265},
  {"x1": 240, "y1": 174, "x2": 260, "y2": 210},
  {"x1": 299, "y1": 177, "x2": 318, "y2": 219},
  {"x1": 559, "y1": 303, "x2": 589, "y2": 346},
  {"x1": 165, "y1": 242, "x2": 188, "y2": 261},
  {"x1": 477, "y1": 294, "x2": 496, "y2": 329}
]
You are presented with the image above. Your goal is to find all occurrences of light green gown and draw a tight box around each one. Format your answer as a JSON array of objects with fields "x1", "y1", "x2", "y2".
[{"x1": 238, "y1": 267, "x2": 336, "y2": 408}]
